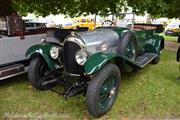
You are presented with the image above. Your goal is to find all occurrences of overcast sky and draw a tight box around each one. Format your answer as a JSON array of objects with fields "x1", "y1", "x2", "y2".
[{"x1": 22, "y1": 13, "x2": 169, "y2": 26}]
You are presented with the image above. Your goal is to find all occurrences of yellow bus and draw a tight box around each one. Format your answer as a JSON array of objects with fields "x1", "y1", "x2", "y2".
[{"x1": 63, "y1": 17, "x2": 100, "y2": 30}]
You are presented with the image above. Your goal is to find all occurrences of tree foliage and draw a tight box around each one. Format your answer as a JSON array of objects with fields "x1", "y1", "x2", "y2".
[
  {"x1": 0, "y1": 0, "x2": 13, "y2": 16},
  {"x1": 11, "y1": 0, "x2": 180, "y2": 18},
  {"x1": 127, "y1": 0, "x2": 180, "y2": 18},
  {"x1": 164, "y1": 0, "x2": 180, "y2": 18},
  {"x1": 12, "y1": 0, "x2": 127, "y2": 17}
]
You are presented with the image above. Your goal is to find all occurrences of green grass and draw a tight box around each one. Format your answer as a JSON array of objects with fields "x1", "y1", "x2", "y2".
[
  {"x1": 160, "y1": 33, "x2": 178, "y2": 42},
  {"x1": 0, "y1": 49, "x2": 180, "y2": 120}
]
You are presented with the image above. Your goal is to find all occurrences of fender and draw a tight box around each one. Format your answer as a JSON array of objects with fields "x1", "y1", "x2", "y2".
[
  {"x1": 26, "y1": 43, "x2": 58, "y2": 70},
  {"x1": 84, "y1": 52, "x2": 121, "y2": 75},
  {"x1": 144, "y1": 35, "x2": 164, "y2": 55}
]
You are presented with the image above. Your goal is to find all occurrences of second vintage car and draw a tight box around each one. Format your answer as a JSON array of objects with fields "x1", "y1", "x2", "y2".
[
  {"x1": 26, "y1": 16, "x2": 164, "y2": 117},
  {"x1": 0, "y1": 11, "x2": 49, "y2": 80},
  {"x1": 164, "y1": 19, "x2": 180, "y2": 42}
]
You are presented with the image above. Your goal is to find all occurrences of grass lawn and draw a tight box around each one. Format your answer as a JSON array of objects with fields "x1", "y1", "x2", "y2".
[
  {"x1": 0, "y1": 49, "x2": 180, "y2": 119},
  {"x1": 160, "y1": 33, "x2": 178, "y2": 42}
]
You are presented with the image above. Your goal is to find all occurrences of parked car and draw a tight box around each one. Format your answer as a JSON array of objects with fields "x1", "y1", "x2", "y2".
[
  {"x1": 26, "y1": 12, "x2": 164, "y2": 117},
  {"x1": 0, "y1": 15, "x2": 48, "y2": 80},
  {"x1": 63, "y1": 17, "x2": 101, "y2": 30},
  {"x1": 25, "y1": 21, "x2": 46, "y2": 31},
  {"x1": 164, "y1": 19, "x2": 180, "y2": 36}
]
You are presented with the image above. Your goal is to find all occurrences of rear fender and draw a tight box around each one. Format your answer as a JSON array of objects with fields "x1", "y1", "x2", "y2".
[
  {"x1": 144, "y1": 36, "x2": 164, "y2": 55},
  {"x1": 26, "y1": 43, "x2": 58, "y2": 70}
]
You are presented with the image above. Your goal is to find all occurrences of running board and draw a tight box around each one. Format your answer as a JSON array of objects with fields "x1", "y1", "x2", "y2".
[
  {"x1": 134, "y1": 53, "x2": 157, "y2": 68},
  {"x1": 0, "y1": 64, "x2": 26, "y2": 80}
]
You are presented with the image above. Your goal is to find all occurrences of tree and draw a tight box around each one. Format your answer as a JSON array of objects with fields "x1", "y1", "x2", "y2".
[
  {"x1": 127, "y1": 0, "x2": 180, "y2": 18},
  {"x1": 0, "y1": 0, "x2": 13, "y2": 16},
  {"x1": 9, "y1": 0, "x2": 180, "y2": 18},
  {"x1": 12, "y1": 0, "x2": 127, "y2": 17},
  {"x1": 164, "y1": 0, "x2": 180, "y2": 18}
]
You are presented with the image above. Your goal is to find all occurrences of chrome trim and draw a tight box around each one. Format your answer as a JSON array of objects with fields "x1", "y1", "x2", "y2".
[
  {"x1": 0, "y1": 64, "x2": 27, "y2": 80},
  {"x1": 63, "y1": 35, "x2": 86, "y2": 50},
  {"x1": 0, "y1": 64, "x2": 24, "y2": 73},
  {"x1": 0, "y1": 71, "x2": 26, "y2": 80},
  {"x1": 69, "y1": 73, "x2": 81, "y2": 76},
  {"x1": 75, "y1": 50, "x2": 88, "y2": 66}
]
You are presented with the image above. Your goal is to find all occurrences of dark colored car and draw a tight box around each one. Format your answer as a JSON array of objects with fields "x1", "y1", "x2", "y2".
[
  {"x1": 164, "y1": 20, "x2": 180, "y2": 37},
  {"x1": 25, "y1": 21, "x2": 46, "y2": 31},
  {"x1": 26, "y1": 22, "x2": 164, "y2": 117}
]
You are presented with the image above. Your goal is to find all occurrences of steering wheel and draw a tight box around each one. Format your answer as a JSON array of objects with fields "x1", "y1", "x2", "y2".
[{"x1": 102, "y1": 20, "x2": 115, "y2": 27}]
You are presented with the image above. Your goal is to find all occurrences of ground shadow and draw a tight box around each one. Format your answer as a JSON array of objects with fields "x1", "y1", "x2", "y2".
[{"x1": 0, "y1": 73, "x2": 28, "y2": 87}]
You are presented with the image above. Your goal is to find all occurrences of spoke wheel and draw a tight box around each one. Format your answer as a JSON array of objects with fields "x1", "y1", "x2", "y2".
[
  {"x1": 98, "y1": 75, "x2": 116, "y2": 110},
  {"x1": 86, "y1": 64, "x2": 121, "y2": 117},
  {"x1": 118, "y1": 32, "x2": 137, "y2": 61},
  {"x1": 124, "y1": 39, "x2": 136, "y2": 60}
]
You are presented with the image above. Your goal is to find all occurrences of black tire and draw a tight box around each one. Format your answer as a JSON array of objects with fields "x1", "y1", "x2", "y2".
[
  {"x1": 118, "y1": 32, "x2": 137, "y2": 61},
  {"x1": 152, "y1": 56, "x2": 160, "y2": 64},
  {"x1": 28, "y1": 56, "x2": 55, "y2": 90},
  {"x1": 85, "y1": 64, "x2": 121, "y2": 117}
]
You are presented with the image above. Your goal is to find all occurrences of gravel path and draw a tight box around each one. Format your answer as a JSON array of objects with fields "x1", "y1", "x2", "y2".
[{"x1": 165, "y1": 41, "x2": 179, "y2": 52}]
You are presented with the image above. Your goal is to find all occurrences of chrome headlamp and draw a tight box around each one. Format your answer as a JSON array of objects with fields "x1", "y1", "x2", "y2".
[
  {"x1": 50, "y1": 47, "x2": 59, "y2": 59},
  {"x1": 75, "y1": 50, "x2": 88, "y2": 65}
]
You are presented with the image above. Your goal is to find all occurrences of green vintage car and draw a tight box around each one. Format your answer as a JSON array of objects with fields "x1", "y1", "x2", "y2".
[{"x1": 26, "y1": 21, "x2": 164, "y2": 117}]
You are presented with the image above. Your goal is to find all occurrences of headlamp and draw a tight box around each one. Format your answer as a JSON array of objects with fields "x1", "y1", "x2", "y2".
[
  {"x1": 50, "y1": 47, "x2": 59, "y2": 59},
  {"x1": 75, "y1": 50, "x2": 88, "y2": 65}
]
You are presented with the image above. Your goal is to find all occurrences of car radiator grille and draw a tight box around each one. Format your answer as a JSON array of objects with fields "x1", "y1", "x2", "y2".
[{"x1": 63, "y1": 41, "x2": 84, "y2": 74}]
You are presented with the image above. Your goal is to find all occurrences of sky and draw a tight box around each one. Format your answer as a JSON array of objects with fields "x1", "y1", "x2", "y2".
[
  {"x1": 22, "y1": 13, "x2": 169, "y2": 27},
  {"x1": 23, "y1": 14, "x2": 73, "y2": 26}
]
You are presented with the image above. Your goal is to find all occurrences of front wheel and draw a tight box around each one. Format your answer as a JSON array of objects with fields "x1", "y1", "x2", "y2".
[
  {"x1": 85, "y1": 64, "x2": 121, "y2": 117},
  {"x1": 28, "y1": 56, "x2": 56, "y2": 90}
]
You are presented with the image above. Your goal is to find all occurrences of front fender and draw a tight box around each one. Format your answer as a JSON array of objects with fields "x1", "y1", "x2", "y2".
[
  {"x1": 84, "y1": 52, "x2": 120, "y2": 75},
  {"x1": 26, "y1": 43, "x2": 58, "y2": 70}
]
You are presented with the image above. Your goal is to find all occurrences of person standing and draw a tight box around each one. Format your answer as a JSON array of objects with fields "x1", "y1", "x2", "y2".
[{"x1": 177, "y1": 45, "x2": 180, "y2": 79}]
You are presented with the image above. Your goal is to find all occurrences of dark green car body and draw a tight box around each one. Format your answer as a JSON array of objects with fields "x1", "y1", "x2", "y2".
[
  {"x1": 26, "y1": 25, "x2": 164, "y2": 75},
  {"x1": 26, "y1": 24, "x2": 164, "y2": 117}
]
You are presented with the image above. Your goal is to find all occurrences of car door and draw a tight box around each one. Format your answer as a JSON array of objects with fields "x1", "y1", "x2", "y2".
[
  {"x1": 1, "y1": 34, "x2": 45, "y2": 65},
  {"x1": 135, "y1": 30, "x2": 147, "y2": 54}
]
